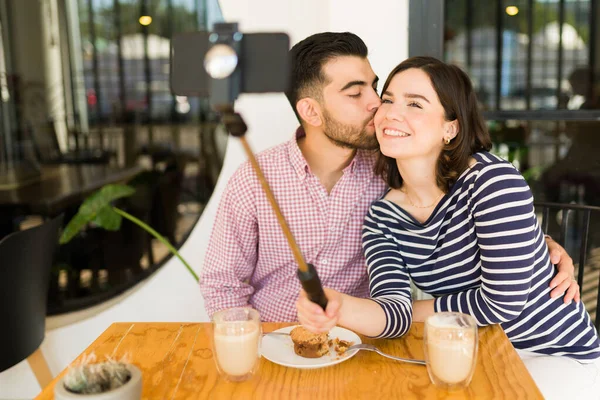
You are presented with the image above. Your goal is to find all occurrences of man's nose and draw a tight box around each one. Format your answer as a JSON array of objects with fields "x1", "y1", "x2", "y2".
[{"x1": 367, "y1": 92, "x2": 381, "y2": 112}]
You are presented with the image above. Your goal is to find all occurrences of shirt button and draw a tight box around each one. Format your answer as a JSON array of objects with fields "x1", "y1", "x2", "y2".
[{"x1": 321, "y1": 259, "x2": 329, "y2": 265}]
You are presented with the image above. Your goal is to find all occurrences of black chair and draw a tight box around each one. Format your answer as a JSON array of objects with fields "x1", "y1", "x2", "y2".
[
  {"x1": 0, "y1": 214, "x2": 63, "y2": 389},
  {"x1": 535, "y1": 201, "x2": 600, "y2": 330},
  {"x1": 28, "y1": 119, "x2": 114, "y2": 165}
]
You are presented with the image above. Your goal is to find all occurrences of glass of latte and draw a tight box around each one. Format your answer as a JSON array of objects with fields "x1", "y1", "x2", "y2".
[
  {"x1": 211, "y1": 307, "x2": 261, "y2": 382},
  {"x1": 424, "y1": 312, "x2": 478, "y2": 389}
]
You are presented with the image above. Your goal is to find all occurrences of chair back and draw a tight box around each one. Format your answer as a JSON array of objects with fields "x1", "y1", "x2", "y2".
[
  {"x1": 534, "y1": 201, "x2": 600, "y2": 330},
  {"x1": 0, "y1": 214, "x2": 63, "y2": 372},
  {"x1": 27, "y1": 119, "x2": 63, "y2": 164}
]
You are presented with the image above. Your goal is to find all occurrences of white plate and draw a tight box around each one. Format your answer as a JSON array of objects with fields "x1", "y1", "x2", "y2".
[{"x1": 261, "y1": 325, "x2": 361, "y2": 369}]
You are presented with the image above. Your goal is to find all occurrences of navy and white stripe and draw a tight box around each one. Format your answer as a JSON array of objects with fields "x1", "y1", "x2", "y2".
[{"x1": 363, "y1": 151, "x2": 600, "y2": 362}]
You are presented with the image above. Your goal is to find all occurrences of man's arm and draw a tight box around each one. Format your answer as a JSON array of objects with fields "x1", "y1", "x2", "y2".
[
  {"x1": 545, "y1": 236, "x2": 580, "y2": 304},
  {"x1": 199, "y1": 166, "x2": 259, "y2": 317}
]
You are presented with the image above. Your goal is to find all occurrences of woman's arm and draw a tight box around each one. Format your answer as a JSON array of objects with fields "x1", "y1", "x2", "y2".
[
  {"x1": 434, "y1": 163, "x2": 539, "y2": 325},
  {"x1": 296, "y1": 289, "x2": 387, "y2": 337},
  {"x1": 361, "y1": 205, "x2": 414, "y2": 337},
  {"x1": 412, "y1": 299, "x2": 435, "y2": 322}
]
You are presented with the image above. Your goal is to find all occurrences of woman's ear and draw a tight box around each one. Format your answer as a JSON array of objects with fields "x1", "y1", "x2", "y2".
[
  {"x1": 445, "y1": 119, "x2": 459, "y2": 140},
  {"x1": 296, "y1": 98, "x2": 323, "y2": 127}
]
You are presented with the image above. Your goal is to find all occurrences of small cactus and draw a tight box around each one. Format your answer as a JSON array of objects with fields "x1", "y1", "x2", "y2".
[{"x1": 63, "y1": 353, "x2": 132, "y2": 394}]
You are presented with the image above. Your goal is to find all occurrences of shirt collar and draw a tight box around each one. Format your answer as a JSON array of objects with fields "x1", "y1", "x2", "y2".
[
  {"x1": 288, "y1": 126, "x2": 375, "y2": 179},
  {"x1": 288, "y1": 127, "x2": 310, "y2": 180}
]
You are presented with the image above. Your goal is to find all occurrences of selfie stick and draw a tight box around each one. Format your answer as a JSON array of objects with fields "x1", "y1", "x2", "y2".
[{"x1": 219, "y1": 108, "x2": 328, "y2": 310}]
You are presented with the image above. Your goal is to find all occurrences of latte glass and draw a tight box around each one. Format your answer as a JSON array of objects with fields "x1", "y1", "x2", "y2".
[
  {"x1": 211, "y1": 307, "x2": 261, "y2": 382},
  {"x1": 424, "y1": 312, "x2": 478, "y2": 389}
]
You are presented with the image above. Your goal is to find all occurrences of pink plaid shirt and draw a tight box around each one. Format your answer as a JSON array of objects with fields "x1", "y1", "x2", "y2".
[{"x1": 200, "y1": 128, "x2": 386, "y2": 321}]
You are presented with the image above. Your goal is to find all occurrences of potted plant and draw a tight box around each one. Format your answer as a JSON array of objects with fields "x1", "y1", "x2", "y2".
[
  {"x1": 59, "y1": 184, "x2": 198, "y2": 281},
  {"x1": 54, "y1": 354, "x2": 142, "y2": 399},
  {"x1": 57, "y1": 185, "x2": 197, "y2": 397}
]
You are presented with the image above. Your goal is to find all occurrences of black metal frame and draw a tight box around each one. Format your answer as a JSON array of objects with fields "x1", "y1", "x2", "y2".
[
  {"x1": 408, "y1": 0, "x2": 445, "y2": 58},
  {"x1": 535, "y1": 201, "x2": 600, "y2": 330}
]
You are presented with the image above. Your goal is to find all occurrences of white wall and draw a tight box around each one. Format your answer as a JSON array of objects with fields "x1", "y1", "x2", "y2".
[
  {"x1": 328, "y1": 0, "x2": 409, "y2": 92},
  {"x1": 0, "y1": 1, "x2": 408, "y2": 398}
]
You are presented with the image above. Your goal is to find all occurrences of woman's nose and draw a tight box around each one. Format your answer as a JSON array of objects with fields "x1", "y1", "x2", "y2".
[{"x1": 385, "y1": 105, "x2": 404, "y2": 122}]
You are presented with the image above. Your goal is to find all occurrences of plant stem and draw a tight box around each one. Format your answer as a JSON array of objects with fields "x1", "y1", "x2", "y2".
[{"x1": 113, "y1": 207, "x2": 199, "y2": 282}]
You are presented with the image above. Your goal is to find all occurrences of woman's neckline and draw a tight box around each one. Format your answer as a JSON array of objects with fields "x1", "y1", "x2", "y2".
[{"x1": 379, "y1": 154, "x2": 483, "y2": 226}]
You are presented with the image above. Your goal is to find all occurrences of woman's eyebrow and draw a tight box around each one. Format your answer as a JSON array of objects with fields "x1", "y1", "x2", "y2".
[{"x1": 404, "y1": 93, "x2": 430, "y2": 103}]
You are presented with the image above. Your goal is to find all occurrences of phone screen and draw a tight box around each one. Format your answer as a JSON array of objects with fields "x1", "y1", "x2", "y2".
[{"x1": 170, "y1": 31, "x2": 289, "y2": 98}]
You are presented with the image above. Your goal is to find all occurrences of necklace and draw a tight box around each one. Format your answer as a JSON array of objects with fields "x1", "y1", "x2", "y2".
[{"x1": 399, "y1": 188, "x2": 444, "y2": 209}]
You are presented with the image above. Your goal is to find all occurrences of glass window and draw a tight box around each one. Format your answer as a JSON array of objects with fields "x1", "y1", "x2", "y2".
[{"x1": 445, "y1": 0, "x2": 594, "y2": 112}]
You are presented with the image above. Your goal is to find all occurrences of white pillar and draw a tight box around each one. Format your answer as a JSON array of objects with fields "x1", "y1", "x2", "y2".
[
  {"x1": 40, "y1": 0, "x2": 68, "y2": 150},
  {"x1": 61, "y1": 0, "x2": 89, "y2": 136},
  {"x1": 11, "y1": 0, "x2": 68, "y2": 152}
]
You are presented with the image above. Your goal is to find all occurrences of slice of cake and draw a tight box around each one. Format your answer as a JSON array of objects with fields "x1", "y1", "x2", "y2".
[
  {"x1": 331, "y1": 338, "x2": 353, "y2": 356},
  {"x1": 290, "y1": 326, "x2": 329, "y2": 358}
]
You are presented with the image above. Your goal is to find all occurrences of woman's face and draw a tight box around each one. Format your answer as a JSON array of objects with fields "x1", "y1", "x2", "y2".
[{"x1": 374, "y1": 68, "x2": 456, "y2": 161}]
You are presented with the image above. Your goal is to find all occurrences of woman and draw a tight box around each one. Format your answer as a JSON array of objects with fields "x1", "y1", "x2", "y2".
[{"x1": 296, "y1": 56, "x2": 600, "y2": 396}]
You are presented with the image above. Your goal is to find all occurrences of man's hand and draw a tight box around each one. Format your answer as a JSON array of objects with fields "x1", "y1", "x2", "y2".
[{"x1": 546, "y1": 236, "x2": 580, "y2": 304}]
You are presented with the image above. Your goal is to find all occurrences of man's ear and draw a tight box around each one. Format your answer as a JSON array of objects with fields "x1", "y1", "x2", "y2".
[{"x1": 296, "y1": 98, "x2": 323, "y2": 127}]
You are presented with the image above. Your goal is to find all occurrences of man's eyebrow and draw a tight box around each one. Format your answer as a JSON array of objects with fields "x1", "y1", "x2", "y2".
[
  {"x1": 340, "y1": 80, "x2": 368, "y2": 91},
  {"x1": 405, "y1": 93, "x2": 430, "y2": 103},
  {"x1": 340, "y1": 76, "x2": 379, "y2": 92}
]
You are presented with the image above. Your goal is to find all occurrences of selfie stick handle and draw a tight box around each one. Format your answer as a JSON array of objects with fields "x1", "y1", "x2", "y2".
[{"x1": 221, "y1": 111, "x2": 328, "y2": 310}]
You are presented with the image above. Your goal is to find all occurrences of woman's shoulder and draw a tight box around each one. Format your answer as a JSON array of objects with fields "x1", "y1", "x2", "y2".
[
  {"x1": 468, "y1": 151, "x2": 524, "y2": 182},
  {"x1": 367, "y1": 190, "x2": 406, "y2": 221}
]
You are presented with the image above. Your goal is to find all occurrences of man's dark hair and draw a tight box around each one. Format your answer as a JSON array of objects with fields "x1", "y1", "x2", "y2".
[{"x1": 285, "y1": 32, "x2": 368, "y2": 121}]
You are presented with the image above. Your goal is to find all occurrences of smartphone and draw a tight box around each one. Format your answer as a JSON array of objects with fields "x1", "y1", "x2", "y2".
[{"x1": 170, "y1": 30, "x2": 290, "y2": 99}]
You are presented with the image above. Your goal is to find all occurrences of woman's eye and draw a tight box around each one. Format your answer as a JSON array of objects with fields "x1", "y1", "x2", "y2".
[
  {"x1": 349, "y1": 93, "x2": 361, "y2": 98},
  {"x1": 382, "y1": 99, "x2": 393, "y2": 104},
  {"x1": 408, "y1": 101, "x2": 422, "y2": 109}
]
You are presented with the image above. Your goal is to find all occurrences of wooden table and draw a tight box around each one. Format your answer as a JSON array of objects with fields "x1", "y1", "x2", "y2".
[
  {"x1": 0, "y1": 164, "x2": 143, "y2": 216},
  {"x1": 36, "y1": 322, "x2": 542, "y2": 399}
]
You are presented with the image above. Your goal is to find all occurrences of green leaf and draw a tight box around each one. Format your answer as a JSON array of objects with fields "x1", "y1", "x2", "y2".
[
  {"x1": 59, "y1": 184, "x2": 136, "y2": 244},
  {"x1": 79, "y1": 184, "x2": 136, "y2": 217},
  {"x1": 92, "y1": 206, "x2": 122, "y2": 231},
  {"x1": 60, "y1": 212, "x2": 92, "y2": 244}
]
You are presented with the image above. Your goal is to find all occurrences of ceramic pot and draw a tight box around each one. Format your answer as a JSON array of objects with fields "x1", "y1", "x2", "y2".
[{"x1": 53, "y1": 364, "x2": 142, "y2": 400}]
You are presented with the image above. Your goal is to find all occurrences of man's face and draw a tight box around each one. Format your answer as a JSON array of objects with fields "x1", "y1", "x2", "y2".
[{"x1": 319, "y1": 56, "x2": 381, "y2": 150}]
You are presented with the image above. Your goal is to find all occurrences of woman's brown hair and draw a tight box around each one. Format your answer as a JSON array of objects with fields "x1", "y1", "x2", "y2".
[{"x1": 374, "y1": 56, "x2": 492, "y2": 191}]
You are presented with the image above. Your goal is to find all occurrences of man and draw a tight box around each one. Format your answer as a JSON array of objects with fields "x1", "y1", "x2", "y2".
[{"x1": 200, "y1": 32, "x2": 577, "y2": 321}]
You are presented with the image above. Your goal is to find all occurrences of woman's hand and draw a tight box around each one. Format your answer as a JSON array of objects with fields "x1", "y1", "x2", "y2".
[{"x1": 296, "y1": 288, "x2": 343, "y2": 333}]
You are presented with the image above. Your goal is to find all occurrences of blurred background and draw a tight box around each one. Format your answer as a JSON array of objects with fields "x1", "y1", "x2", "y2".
[{"x1": 0, "y1": 0, "x2": 226, "y2": 315}]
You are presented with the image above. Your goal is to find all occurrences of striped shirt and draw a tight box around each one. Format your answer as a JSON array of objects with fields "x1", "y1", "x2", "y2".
[
  {"x1": 363, "y1": 152, "x2": 600, "y2": 361},
  {"x1": 200, "y1": 128, "x2": 386, "y2": 322}
]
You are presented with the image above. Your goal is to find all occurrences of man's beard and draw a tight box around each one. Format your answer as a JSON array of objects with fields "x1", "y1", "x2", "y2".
[{"x1": 322, "y1": 110, "x2": 379, "y2": 150}]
